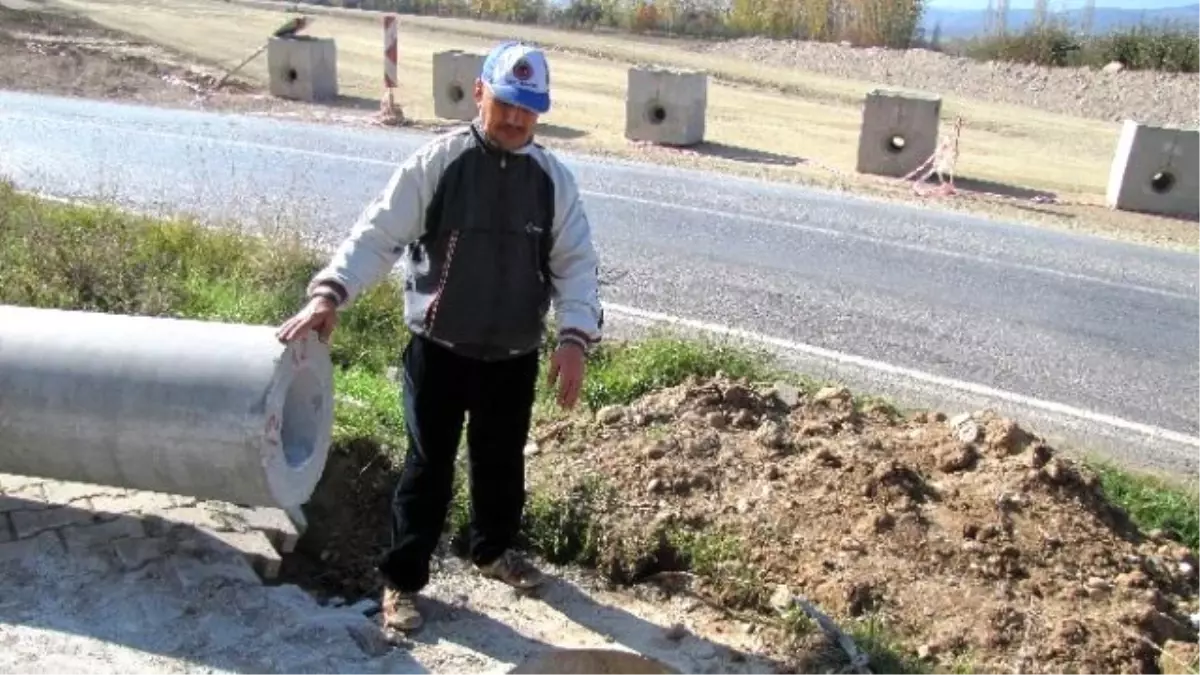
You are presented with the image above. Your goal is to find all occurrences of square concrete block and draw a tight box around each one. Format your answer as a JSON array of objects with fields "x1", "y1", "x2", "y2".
[
  {"x1": 433, "y1": 50, "x2": 484, "y2": 121},
  {"x1": 625, "y1": 66, "x2": 708, "y2": 147},
  {"x1": 1106, "y1": 120, "x2": 1199, "y2": 218},
  {"x1": 856, "y1": 89, "x2": 942, "y2": 178},
  {"x1": 267, "y1": 36, "x2": 338, "y2": 103}
]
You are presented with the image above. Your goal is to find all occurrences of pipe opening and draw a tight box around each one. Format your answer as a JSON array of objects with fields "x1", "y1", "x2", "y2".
[
  {"x1": 887, "y1": 134, "x2": 906, "y2": 153},
  {"x1": 281, "y1": 369, "x2": 323, "y2": 468},
  {"x1": 647, "y1": 103, "x2": 667, "y2": 125},
  {"x1": 1150, "y1": 170, "x2": 1175, "y2": 194},
  {"x1": 448, "y1": 83, "x2": 465, "y2": 103}
]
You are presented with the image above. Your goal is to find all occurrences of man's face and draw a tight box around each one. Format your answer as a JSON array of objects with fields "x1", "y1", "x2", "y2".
[{"x1": 475, "y1": 80, "x2": 538, "y2": 151}]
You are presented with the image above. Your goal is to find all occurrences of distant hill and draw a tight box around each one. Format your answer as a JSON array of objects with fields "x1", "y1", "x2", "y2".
[{"x1": 921, "y1": 3, "x2": 1200, "y2": 39}]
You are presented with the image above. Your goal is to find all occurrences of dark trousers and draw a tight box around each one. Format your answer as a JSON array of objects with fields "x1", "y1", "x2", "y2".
[{"x1": 378, "y1": 334, "x2": 540, "y2": 593}]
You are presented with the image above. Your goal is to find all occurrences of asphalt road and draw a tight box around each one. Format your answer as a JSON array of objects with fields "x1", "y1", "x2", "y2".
[{"x1": 1, "y1": 91, "x2": 1197, "y2": 472}]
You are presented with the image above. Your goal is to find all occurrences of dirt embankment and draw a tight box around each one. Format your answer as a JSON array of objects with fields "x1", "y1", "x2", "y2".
[
  {"x1": 529, "y1": 376, "x2": 1200, "y2": 673},
  {"x1": 689, "y1": 37, "x2": 1200, "y2": 128}
]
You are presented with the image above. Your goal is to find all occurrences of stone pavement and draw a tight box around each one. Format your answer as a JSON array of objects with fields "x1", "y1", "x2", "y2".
[
  {"x1": 0, "y1": 472, "x2": 416, "y2": 674},
  {"x1": 0, "y1": 472, "x2": 781, "y2": 675}
]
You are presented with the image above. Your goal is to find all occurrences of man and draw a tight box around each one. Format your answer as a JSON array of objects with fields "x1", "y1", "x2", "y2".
[{"x1": 275, "y1": 41, "x2": 603, "y2": 632}]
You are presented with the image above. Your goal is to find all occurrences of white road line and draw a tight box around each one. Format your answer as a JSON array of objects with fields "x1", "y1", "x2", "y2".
[
  {"x1": 6, "y1": 110, "x2": 1193, "y2": 302},
  {"x1": 602, "y1": 302, "x2": 1200, "y2": 448}
]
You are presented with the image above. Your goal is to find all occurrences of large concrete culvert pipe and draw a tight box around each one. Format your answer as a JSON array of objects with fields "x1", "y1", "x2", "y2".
[{"x1": 0, "y1": 305, "x2": 334, "y2": 508}]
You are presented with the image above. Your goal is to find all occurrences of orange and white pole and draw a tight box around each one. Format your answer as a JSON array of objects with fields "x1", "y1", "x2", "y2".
[{"x1": 383, "y1": 15, "x2": 398, "y2": 90}]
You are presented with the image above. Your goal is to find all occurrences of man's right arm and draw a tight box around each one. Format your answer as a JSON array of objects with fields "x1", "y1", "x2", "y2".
[{"x1": 306, "y1": 140, "x2": 448, "y2": 306}]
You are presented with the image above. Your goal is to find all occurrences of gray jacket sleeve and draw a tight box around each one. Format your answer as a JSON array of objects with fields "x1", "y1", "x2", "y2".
[
  {"x1": 543, "y1": 155, "x2": 604, "y2": 349},
  {"x1": 306, "y1": 138, "x2": 449, "y2": 306}
]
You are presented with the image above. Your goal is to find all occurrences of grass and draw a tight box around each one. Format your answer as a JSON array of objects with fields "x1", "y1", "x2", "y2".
[
  {"x1": 41, "y1": 0, "x2": 1199, "y2": 251},
  {"x1": 3, "y1": 182, "x2": 1197, "y2": 672}
]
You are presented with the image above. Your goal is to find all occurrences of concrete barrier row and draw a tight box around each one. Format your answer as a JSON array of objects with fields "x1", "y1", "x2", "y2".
[{"x1": 264, "y1": 34, "x2": 1198, "y2": 220}]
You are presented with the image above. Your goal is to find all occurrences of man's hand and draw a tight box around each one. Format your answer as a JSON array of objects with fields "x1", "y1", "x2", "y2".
[
  {"x1": 546, "y1": 342, "x2": 586, "y2": 409},
  {"x1": 276, "y1": 296, "x2": 338, "y2": 344}
]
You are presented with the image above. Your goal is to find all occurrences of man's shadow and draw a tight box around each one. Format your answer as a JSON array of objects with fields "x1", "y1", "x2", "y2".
[{"x1": 406, "y1": 567, "x2": 788, "y2": 674}]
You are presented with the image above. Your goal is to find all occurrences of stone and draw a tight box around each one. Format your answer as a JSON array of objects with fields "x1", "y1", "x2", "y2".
[
  {"x1": 11, "y1": 505, "x2": 95, "y2": 539},
  {"x1": 113, "y1": 536, "x2": 172, "y2": 570},
  {"x1": 624, "y1": 66, "x2": 708, "y2": 147},
  {"x1": 0, "y1": 530, "x2": 65, "y2": 564},
  {"x1": 267, "y1": 36, "x2": 338, "y2": 102},
  {"x1": 769, "y1": 584, "x2": 794, "y2": 611},
  {"x1": 771, "y1": 382, "x2": 802, "y2": 407},
  {"x1": 856, "y1": 89, "x2": 942, "y2": 178},
  {"x1": 1105, "y1": 120, "x2": 1199, "y2": 218},
  {"x1": 597, "y1": 405, "x2": 626, "y2": 425},
  {"x1": 813, "y1": 386, "x2": 851, "y2": 404},
  {"x1": 61, "y1": 515, "x2": 146, "y2": 552},
  {"x1": 240, "y1": 506, "x2": 302, "y2": 554},
  {"x1": 432, "y1": 50, "x2": 485, "y2": 121}
]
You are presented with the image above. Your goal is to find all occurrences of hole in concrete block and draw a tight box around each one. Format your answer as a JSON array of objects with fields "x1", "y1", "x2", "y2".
[
  {"x1": 887, "y1": 134, "x2": 906, "y2": 153},
  {"x1": 286, "y1": 67, "x2": 298, "y2": 83},
  {"x1": 447, "y1": 83, "x2": 465, "y2": 104},
  {"x1": 281, "y1": 369, "x2": 322, "y2": 468},
  {"x1": 1150, "y1": 170, "x2": 1176, "y2": 194},
  {"x1": 646, "y1": 103, "x2": 667, "y2": 125}
]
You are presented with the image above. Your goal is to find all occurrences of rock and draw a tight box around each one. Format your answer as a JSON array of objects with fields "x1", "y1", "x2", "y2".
[
  {"x1": 731, "y1": 409, "x2": 757, "y2": 428},
  {"x1": 1115, "y1": 569, "x2": 1149, "y2": 589},
  {"x1": 1102, "y1": 60, "x2": 1124, "y2": 73},
  {"x1": 523, "y1": 441, "x2": 540, "y2": 457},
  {"x1": 764, "y1": 465, "x2": 781, "y2": 480},
  {"x1": 1160, "y1": 640, "x2": 1199, "y2": 675},
  {"x1": 938, "y1": 443, "x2": 978, "y2": 472},
  {"x1": 597, "y1": 405, "x2": 626, "y2": 425},
  {"x1": 954, "y1": 420, "x2": 981, "y2": 444},
  {"x1": 769, "y1": 584, "x2": 794, "y2": 611},
  {"x1": 917, "y1": 644, "x2": 934, "y2": 659},
  {"x1": 771, "y1": 382, "x2": 802, "y2": 407},
  {"x1": 754, "y1": 420, "x2": 787, "y2": 449},
  {"x1": 722, "y1": 384, "x2": 756, "y2": 409},
  {"x1": 705, "y1": 411, "x2": 728, "y2": 429},
  {"x1": 648, "y1": 479, "x2": 664, "y2": 493},
  {"x1": 1026, "y1": 443, "x2": 1052, "y2": 469},
  {"x1": 814, "y1": 386, "x2": 851, "y2": 404},
  {"x1": 663, "y1": 622, "x2": 688, "y2": 641}
]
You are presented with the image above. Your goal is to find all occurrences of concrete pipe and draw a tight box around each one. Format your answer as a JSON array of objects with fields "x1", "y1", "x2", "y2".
[
  {"x1": 0, "y1": 305, "x2": 334, "y2": 508},
  {"x1": 509, "y1": 648, "x2": 679, "y2": 674}
]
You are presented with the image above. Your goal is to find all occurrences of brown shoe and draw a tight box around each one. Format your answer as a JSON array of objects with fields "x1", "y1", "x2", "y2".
[
  {"x1": 477, "y1": 549, "x2": 546, "y2": 590},
  {"x1": 380, "y1": 582, "x2": 423, "y2": 631}
]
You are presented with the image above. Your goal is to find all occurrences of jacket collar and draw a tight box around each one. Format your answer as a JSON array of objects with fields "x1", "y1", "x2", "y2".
[{"x1": 470, "y1": 118, "x2": 534, "y2": 155}]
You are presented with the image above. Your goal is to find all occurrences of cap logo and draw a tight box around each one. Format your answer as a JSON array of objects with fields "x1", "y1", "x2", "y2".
[{"x1": 512, "y1": 59, "x2": 533, "y2": 81}]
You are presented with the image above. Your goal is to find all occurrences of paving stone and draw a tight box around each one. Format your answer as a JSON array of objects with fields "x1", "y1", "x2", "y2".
[
  {"x1": 89, "y1": 490, "x2": 180, "y2": 517},
  {"x1": 41, "y1": 480, "x2": 118, "y2": 506},
  {"x1": 168, "y1": 546, "x2": 262, "y2": 590},
  {"x1": 241, "y1": 506, "x2": 302, "y2": 553},
  {"x1": 0, "y1": 483, "x2": 50, "y2": 514},
  {"x1": 113, "y1": 536, "x2": 172, "y2": 571},
  {"x1": 0, "y1": 473, "x2": 44, "y2": 492},
  {"x1": 204, "y1": 529, "x2": 284, "y2": 580},
  {"x1": 0, "y1": 514, "x2": 12, "y2": 543},
  {"x1": 141, "y1": 506, "x2": 240, "y2": 537},
  {"x1": 0, "y1": 530, "x2": 64, "y2": 564},
  {"x1": 62, "y1": 515, "x2": 146, "y2": 553},
  {"x1": 11, "y1": 504, "x2": 97, "y2": 539}
]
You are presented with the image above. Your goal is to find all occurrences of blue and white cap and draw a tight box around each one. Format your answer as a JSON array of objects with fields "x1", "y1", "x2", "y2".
[{"x1": 479, "y1": 41, "x2": 551, "y2": 115}]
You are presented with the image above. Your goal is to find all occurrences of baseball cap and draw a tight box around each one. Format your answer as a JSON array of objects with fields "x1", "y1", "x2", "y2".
[{"x1": 479, "y1": 41, "x2": 551, "y2": 115}]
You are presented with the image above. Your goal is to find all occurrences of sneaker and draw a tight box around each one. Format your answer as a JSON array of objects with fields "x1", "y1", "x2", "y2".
[
  {"x1": 380, "y1": 583, "x2": 423, "y2": 631},
  {"x1": 477, "y1": 549, "x2": 546, "y2": 590}
]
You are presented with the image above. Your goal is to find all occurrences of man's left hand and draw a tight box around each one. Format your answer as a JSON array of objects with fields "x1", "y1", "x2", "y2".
[{"x1": 547, "y1": 342, "x2": 586, "y2": 409}]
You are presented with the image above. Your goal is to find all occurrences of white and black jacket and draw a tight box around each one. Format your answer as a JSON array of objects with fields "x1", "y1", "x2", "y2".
[{"x1": 307, "y1": 121, "x2": 603, "y2": 360}]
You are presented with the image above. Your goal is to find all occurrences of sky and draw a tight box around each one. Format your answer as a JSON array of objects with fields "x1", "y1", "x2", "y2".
[{"x1": 926, "y1": 0, "x2": 1197, "y2": 9}]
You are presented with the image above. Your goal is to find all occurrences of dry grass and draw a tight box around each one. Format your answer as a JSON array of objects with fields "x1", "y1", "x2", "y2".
[{"x1": 41, "y1": 0, "x2": 1200, "y2": 249}]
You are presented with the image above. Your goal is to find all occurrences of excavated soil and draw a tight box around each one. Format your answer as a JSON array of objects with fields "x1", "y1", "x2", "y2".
[{"x1": 527, "y1": 376, "x2": 1200, "y2": 673}]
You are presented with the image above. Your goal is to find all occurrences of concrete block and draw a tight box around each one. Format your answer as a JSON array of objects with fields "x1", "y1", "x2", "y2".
[
  {"x1": 61, "y1": 515, "x2": 145, "y2": 553},
  {"x1": 432, "y1": 50, "x2": 484, "y2": 121},
  {"x1": 624, "y1": 66, "x2": 708, "y2": 147},
  {"x1": 11, "y1": 504, "x2": 95, "y2": 539},
  {"x1": 1106, "y1": 120, "x2": 1199, "y2": 218},
  {"x1": 855, "y1": 89, "x2": 942, "y2": 178},
  {"x1": 267, "y1": 36, "x2": 338, "y2": 103}
]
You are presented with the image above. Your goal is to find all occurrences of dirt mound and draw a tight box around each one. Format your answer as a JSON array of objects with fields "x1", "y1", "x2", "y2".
[
  {"x1": 528, "y1": 375, "x2": 1200, "y2": 673},
  {"x1": 0, "y1": 5, "x2": 256, "y2": 102}
]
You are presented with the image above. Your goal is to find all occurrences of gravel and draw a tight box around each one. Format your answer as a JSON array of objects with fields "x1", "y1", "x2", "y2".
[{"x1": 687, "y1": 37, "x2": 1200, "y2": 128}]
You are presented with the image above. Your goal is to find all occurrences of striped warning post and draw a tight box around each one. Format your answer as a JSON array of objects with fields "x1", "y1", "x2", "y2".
[{"x1": 383, "y1": 15, "x2": 398, "y2": 88}]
